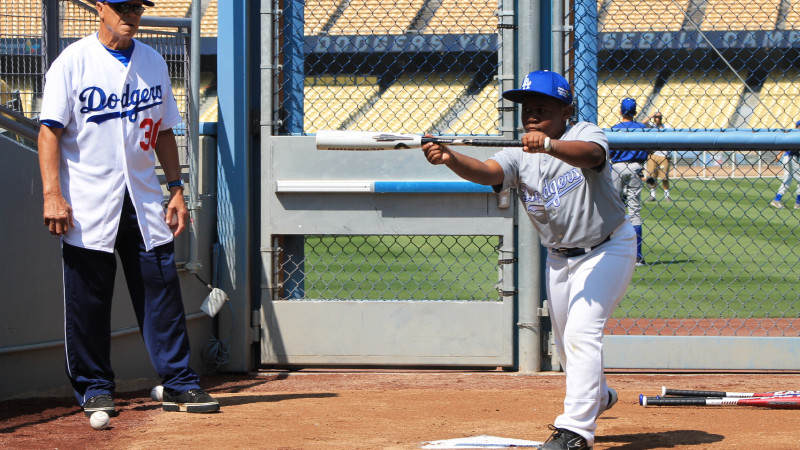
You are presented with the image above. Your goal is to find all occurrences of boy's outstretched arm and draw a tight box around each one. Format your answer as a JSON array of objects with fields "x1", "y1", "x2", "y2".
[
  {"x1": 521, "y1": 131, "x2": 606, "y2": 169},
  {"x1": 421, "y1": 139, "x2": 505, "y2": 186}
]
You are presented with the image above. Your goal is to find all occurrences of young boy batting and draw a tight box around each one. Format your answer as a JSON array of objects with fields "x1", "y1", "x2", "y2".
[{"x1": 421, "y1": 70, "x2": 636, "y2": 450}]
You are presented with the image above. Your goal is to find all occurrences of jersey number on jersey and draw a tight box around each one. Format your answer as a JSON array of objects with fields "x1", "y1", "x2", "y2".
[{"x1": 140, "y1": 118, "x2": 163, "y2": 151}]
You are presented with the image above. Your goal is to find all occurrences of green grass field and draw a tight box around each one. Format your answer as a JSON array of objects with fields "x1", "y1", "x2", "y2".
[
  {"x1": 297, "y1": 177, "x2": 799, "y2": 319},
  {"x1": 621, "y1": 177, "x2": 800, "y2": 318}
]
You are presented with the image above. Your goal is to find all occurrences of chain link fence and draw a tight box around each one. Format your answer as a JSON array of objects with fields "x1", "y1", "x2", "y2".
[
  {"x1": 266, "y1": 0, "x2": 800, "y2": 340},
  {"x1": 567, "y1": 0, "x2": 800, "y2": 336},
  {"x1": 273, "y1": 235, "x2": 503, "y2": 301},
  {"x1": 273, "y1": 0, "x2": 504, "y2": 136},
  {"x1": 0, "y1": 0, "x2": 191, "y2": 159}
]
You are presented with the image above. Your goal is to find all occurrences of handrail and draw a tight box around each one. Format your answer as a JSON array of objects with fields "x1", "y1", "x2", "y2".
[{"x1": 0, "y1": 106, "x2": 39, "y2": 141}]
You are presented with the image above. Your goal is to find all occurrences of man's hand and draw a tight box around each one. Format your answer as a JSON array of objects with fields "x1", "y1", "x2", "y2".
[
  {"x1": 164, "y1": 187, "x2": 188, "y2": 236},
  {"x1": 43, "y1": 193, "x2": 74, "y2": 236}
]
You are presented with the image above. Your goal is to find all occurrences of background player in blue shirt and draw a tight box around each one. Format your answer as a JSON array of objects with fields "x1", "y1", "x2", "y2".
[{"x1": 610, "y1": 98, "x2": 649, "y2": 265}]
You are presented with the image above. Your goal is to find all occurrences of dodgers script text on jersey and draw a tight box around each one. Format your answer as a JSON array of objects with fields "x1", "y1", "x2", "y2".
[
  {"x1": 520, "y1": 168, "x2": 585, "y2": 211},
  {"x1": 80, "y1": 83, "x2": 165, "y2": 124}
]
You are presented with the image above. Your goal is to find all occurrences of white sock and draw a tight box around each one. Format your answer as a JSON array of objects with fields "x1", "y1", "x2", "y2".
[
  {"x1": 664, "y1": 189, "x2": 670, "y2": 199},
  {"x1": 650, "y1": 189, "x2": 656, "y2": 197}
]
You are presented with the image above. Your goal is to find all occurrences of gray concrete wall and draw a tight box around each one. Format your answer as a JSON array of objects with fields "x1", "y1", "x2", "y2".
[{"x1": 0, "y1": 135, "x2": 221, "y2": 400}]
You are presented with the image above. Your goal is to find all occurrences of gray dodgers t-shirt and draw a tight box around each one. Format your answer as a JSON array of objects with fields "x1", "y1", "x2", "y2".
[{"x1": 490, "y1": 122, "x2": 626, "y2": 249}]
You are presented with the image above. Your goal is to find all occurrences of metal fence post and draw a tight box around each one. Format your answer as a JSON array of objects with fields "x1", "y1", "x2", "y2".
[{"x1": 42, "y1": 0, "x2": 60, "y2": 71}]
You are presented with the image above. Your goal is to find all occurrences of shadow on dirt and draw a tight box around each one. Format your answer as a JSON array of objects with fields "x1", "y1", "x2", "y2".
[
  {"x1": 218, "y1": 392, "x2": 338, "y2": 407},
  {"x1": 595, "y1": 429, "x2": 724, "y2": 449}
]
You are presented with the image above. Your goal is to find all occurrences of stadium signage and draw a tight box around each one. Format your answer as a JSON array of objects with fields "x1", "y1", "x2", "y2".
[
  {"x1": 601, "y1": 30, "x2": 800, "y2": 50},
  {"x1": 302, "y1": 31, "x2": 800, "y2": 54},
  {"x1": 306, "y1": 34, "x2": 498, "y2": 53}
]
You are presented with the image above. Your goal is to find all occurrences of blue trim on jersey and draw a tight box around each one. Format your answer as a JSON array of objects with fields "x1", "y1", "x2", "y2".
[
  {"x1": 40, "y1": 119, "x2": 65, "y2": 128},
  {"x1": 610, "y1": 121, "x2": 649, "y2": 162},
  {"x1": 99, "y1": 35, "x2": 135, "y2": 67}
]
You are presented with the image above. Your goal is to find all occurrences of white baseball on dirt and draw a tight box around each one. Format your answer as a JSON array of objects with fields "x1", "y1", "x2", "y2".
[
  {"x1": 151, "y1": 385, "x2": 164, "y2": 402},
  {"x1": 89, "y1": 411, "x2": 110, "y2": 430}
]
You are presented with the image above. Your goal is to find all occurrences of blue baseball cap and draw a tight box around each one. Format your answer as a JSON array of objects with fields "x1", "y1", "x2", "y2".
[
  {"x1": 103, "y1": 0, "x2": 155, "y2": 7},
  {"x1": 621, "y1": 98, "x2": 637, "y2": 116},
  {"x1": 502, "y1": 71, "x2": 573, "y2": 105}
]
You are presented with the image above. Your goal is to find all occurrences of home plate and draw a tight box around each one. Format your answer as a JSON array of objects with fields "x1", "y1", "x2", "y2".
[{"x1": 421, "y1": 435, "x2": 542, "y2": 448}]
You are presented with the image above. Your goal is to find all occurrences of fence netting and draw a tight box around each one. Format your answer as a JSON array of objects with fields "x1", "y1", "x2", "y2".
[
  {"x1": 272, "y1": 0, "x2": 504, "y2": 136},
  {"x1": 0, "y1": 0, "x2": 191, "y2": 162},
  {"x1": 268, "y1": 0, "x2": 800, "y2": 338},
  {"x1": 274, "y1": 235, "x2": 503, "y2": 301},
  {"x1": 571, "y1": 0, "x2": 800, "y2": 336}
]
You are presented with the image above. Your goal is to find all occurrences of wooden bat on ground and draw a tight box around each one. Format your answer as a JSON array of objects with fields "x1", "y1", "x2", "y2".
[{"x1": 315, "y1": 130, "x2": 550, "y2": 152}]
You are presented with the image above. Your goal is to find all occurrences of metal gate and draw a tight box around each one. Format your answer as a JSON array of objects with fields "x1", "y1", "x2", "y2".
[
  {"x1": 256, "y1": 0, "x2": 520, "y2": 366},
  {"x1": 259, "y1": 138, "x2": 517, "y2": 366}
]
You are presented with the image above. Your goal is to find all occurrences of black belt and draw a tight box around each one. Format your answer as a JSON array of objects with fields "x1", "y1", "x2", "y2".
[{"x1": 550, "y1": 235, "x2": 612, "y2": 258}]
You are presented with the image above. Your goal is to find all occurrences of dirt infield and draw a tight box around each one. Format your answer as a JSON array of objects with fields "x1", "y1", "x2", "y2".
[{"x1": 2, "y1": 370, "x2": 800, "y2": 449}]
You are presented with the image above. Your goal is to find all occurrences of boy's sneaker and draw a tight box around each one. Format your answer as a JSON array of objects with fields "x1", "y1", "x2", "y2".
[
  {"x1": 540, "y1": 425, "x2": 591, "y2": 450},
  {"x1": 644, "y1": 196, "x2": 656, "y2": 202},
  {"x1": 794, "y1": 203, "x2": 800, "y2": 210},
  {"x1": 604, "y1": 388, "x2": 618, "y2": 413},
  {"x1": 770, "y1": 200, "x2": 784, "y2": 209},
  {"x1": 83, "y1": 394, "x2": 116, "y2": 417},
  {"x1": 162, "y1": 388, "x2": 220, "y2": 413}
]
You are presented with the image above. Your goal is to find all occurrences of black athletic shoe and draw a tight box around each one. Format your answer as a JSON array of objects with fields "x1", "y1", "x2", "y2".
[
  {"x1": 162, "y1": 388, "x2": 220, "y2": 413},
  {"x1": 540, "y1": 425, "x2": 592, "y2": 450},
  {"x1": 83, "y1": 394, "x2": 116, "y2": 417}
]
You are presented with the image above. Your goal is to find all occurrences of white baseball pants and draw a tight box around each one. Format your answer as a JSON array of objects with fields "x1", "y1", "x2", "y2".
[
  {"x1": 776, "y1": 154, "x2": 800, "y2": 198},
  {"x1": 547, "y1": 221, "x2": 636, "y2": 446}
]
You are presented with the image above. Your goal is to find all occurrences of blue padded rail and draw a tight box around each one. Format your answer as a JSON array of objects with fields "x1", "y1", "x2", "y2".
[{"x1": 373, "y1": 181, "x2": 494, "y2": 193}]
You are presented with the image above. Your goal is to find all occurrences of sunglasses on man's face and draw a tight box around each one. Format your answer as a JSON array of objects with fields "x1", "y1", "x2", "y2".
[{"x1": 105, "y1": 2, "x2": 146, "y2": 16}]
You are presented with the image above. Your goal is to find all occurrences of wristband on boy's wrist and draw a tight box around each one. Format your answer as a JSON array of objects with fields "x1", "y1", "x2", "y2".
[{"x1": 167, "y1": 179, "x2": 184, "y2": 189}]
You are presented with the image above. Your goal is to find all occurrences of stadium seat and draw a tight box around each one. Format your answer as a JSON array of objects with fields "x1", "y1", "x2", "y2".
[
  {"x1": 151, "y1": 0, "x2": 191, "y2": 18},
  {"x1": 699, "y1": 0, "x2": 781, "y2": 30},
  {"x1": 750, "y1": 70, "x2": 800, "y2": 129},
  {"x1": 649, "y1": 70, "x2": 744, "y2": 129},
  {"x1": 349, "y1": 73, "x2": 469, "y2": 134},
  {"x1": 0, "y1": 0, "x2": 42, "y2": 38},
  {"x1": 784, "y1": 5, "x2": 800, "y2": 28},
  {"x1": 327, "y1": 0, "x2": 425, "y2": 35},
  {"x1": 201, "y1": 0, "x2": 218, "y2": 37},
  {"x1": 305, "y1": 0, "x2": 340, "y2": 35},
  {"x1": 597, "y1": 71, "x2": 658, "y2": 128},
  {"x1": 423, "y1": 0, "x2": 497, "y2": 34},
  {"x1": 600, "y1": 0, "x2": 688, "y2": 32},
  {"x1": 60, "y1": 1, "x2": 98, "y2": 38},
  {"x1": 445, "y1": 83, "x2": 500, "y2": 135},
  {"x1": 304, "y1": 75, "x2": 380, "y2": 133}
]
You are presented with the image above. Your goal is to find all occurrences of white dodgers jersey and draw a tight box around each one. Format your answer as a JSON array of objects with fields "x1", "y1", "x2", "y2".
[{"x1": 40, "y1": 34, "x2": 183, "y2": 252}]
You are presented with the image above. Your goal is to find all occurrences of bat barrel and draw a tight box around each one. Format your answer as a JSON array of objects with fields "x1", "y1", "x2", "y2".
[{"x1": 316, "y1": 130, "x2": 423, "y2": 150}]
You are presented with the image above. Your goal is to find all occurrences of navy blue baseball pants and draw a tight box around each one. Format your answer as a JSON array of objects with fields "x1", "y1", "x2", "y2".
[{"x1": 62, "y1": 191, "x2": 200, "y2": 406}]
